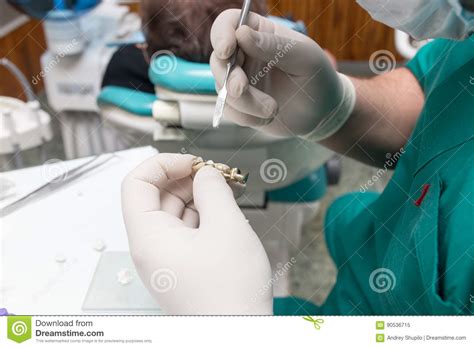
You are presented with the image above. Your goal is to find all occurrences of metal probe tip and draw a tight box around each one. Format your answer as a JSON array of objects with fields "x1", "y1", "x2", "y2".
[{"x1": 212, "y1": 0, "x2": 253, "y2": 128}]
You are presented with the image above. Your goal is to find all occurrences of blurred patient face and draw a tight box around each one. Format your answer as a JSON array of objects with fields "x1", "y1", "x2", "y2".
[{"x1": 140, "y1": 0, "x2": 267, "y2": 63}]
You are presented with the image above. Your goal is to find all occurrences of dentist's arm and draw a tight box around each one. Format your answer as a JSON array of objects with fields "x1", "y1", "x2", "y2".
[
  {"x1": 210, "y1": 10, "x2": 424, "y2": 168},
  {"x1": 321, "y1": 69, "x2": 424, "y2": 167}
]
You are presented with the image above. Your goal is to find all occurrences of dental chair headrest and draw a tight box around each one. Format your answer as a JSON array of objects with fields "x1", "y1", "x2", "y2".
[{"x1": 149, "y1": 57, "x2": 216, "y2": 95}]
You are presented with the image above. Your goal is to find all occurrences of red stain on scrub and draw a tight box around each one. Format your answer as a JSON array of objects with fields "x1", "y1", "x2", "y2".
[{"x1": 414, "y1": 184, "x2": 431, "y2": 207}]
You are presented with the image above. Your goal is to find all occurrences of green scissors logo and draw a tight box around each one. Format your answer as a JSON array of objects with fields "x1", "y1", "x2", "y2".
[{"x1": 303, "y1": 316, "x2": 324, "y2": 330}]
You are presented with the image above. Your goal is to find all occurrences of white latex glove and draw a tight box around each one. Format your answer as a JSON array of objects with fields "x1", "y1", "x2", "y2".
[
  {"x1": 121, "y1": 154, "x2": 273, "y2": 315},
  {"x1": 210, "y1": 10, "x2": 356, "y2": 140}
]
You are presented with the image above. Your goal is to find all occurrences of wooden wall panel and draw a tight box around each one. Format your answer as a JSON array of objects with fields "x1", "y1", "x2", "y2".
[
  {"x1": 267, "y1": 0, "x2": 401, "y2": 60},
  {"x1": 0, "y1": 20, "x2": 46, "y2": 101},
  {"x1": 128, "y1": 3, "x2": 140, "y2": 13}
]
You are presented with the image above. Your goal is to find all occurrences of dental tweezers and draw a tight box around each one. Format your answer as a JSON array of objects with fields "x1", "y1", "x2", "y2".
[{"x1": 0, "y1": 154, "x2": 116, "y2": 217}]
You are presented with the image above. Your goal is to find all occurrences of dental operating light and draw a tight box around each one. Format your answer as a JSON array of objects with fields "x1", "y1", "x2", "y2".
[
  {"x1": 7, "y1": 0, "x2": 101, "y2": 20},
  {"x1": 7, "y1": 0, "x2": 102, "y2": 55}
]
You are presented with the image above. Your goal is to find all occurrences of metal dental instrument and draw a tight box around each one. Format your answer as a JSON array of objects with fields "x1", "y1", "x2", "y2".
[
  {"x1": 212, "y1": 0, "x2": 253, "y2": 128},
  {"x1": 0, "y1": 154, "x2": 116, "y2": 217}
]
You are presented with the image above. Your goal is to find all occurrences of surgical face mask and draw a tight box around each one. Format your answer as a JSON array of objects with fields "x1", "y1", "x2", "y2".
[{"x1": 357, "y1": 0, "x2": 474, "y2": 40}]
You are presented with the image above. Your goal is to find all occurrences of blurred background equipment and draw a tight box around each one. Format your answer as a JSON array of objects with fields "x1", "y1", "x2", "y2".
[
  {"x1": 3, "y1": 0, "x2": 142, "y2": 159},
  {"x1": 8, "y1": 0, "x2": 102, "y2": 55},
  {"x1": 0, "y1": 58, "x2": 53, "y2": 170}
]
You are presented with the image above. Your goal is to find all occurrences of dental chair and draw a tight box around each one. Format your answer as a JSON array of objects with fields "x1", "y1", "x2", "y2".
[{"x1": 98, "y1": 17, "x2": 335, "y2": 315}]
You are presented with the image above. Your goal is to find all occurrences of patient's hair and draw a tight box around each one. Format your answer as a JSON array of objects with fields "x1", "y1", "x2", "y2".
[{"x1": 141, "y1": 0, "x2": 267, "y2": 63}]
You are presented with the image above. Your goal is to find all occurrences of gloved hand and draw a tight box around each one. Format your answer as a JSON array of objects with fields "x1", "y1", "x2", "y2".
[
  {"x1": 210, "y1": 10, "x2": 356, "y2": 140},
  {"x1": 121, "y1": 153, "x2": 273, "y2": 315}
]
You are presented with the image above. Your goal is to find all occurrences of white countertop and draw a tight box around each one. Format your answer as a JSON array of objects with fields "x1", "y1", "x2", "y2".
[{"x1": 0, "y1": 147, "x2": 158, "y2": 315}]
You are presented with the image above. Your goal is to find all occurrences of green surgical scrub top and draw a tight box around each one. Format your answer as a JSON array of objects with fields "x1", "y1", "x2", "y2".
[{"x1": 318, "y1": 37, "x2": 474, "y2": 315}]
